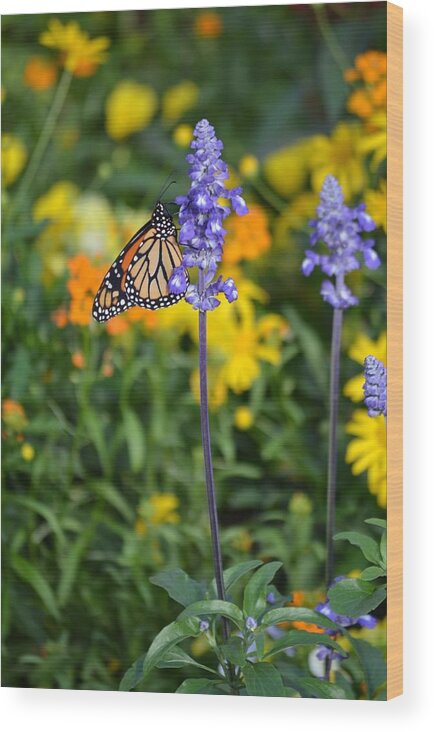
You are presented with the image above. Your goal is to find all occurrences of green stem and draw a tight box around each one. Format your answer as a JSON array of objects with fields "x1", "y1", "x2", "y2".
[
  {"x1": 250, "y1": 176, "x2": 287, "y2": 214},
  {"x1": 6, "y1": 68, "x2": 73, "y2": 227},
  {"x1": 313, "y1": 4, "x2": 349, "y2": 76}
]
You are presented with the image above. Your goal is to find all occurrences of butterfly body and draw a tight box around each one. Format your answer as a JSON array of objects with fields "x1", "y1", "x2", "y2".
[{"x1": 93, "y1": 202, "x2": 187, "y2": 322}]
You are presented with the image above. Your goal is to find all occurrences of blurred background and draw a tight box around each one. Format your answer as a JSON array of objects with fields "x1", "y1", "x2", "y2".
[{"x1": 2, "y1": 3, "x2": 387, "y2": 691}]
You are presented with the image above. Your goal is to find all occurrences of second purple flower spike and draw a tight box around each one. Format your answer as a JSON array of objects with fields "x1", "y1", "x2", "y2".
[{"x1": 302, "y1": 175, "x2": 380, "y2": 309}]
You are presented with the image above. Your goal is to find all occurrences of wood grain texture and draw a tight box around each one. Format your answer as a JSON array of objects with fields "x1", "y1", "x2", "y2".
[{"x1": 386, "y1": 0, "x2": 403, "y2": 701}]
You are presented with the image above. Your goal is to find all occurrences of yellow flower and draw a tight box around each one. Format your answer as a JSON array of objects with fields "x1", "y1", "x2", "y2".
[
  {"x1": 39, "y1": 19, "x2": 110, "y2": 75},
  {"x1": 365, "y1": 180, "x2": 387, "y2": 232},
  {"x1": 105, "y1": 81, "x2": 157, "y2": 140},
  {"x1": 24, "y1": 56, "x2": 58, "y2": 91},
  {"x1": 162, "y1": 81, "x2": 199, "y2": 125},
  {"x1": 358, "y1": 112, "x2": 387, "y2": 171},
  {"x1": 346, "y1": 410, "x2": 386, "y2": 508},
  {"x1": 289, "y1": 492, "x2": 313, "y2": 516},
  {"x1": 21, "y1": 443, "x2": 35, "y2": 461},
  {"x1": 33, "y1": 181, "x2": 80, "y2": 282},
  {"x1": 223, "y1": 204, "x2": 271, "y2": 264},
  {"x1": 344, "y1": 332, "x2": 386, "y2": 403},
  {"x1": 1, "y1": 134, "x2": 27, "y2": 187},
  {"x1": 264, "y1": 139, "x2": 311, "y2": 198},
  {"x1": 239, "y1": 154, "x2": 259, "y2": 179},
  {"x1": 173, "y1": 123, "x2": 193, "y2": 148},
  {"x1": 234, "y1": 406, "x2": 254, "y2": 431},
  {"x1": 148, "y1": 493, "x2": 180, "y2": 525},
  {"x1": 309, "y1": 122, "x2": 367, "y2": 199}
]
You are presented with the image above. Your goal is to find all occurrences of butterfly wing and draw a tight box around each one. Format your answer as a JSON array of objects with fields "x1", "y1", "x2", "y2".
[
  {"x1": 92, "y1": 221, "x2": 152, "y2": 322},
  {"x1": 125, "y1": 230, "x2": 188, "y2": 310}
]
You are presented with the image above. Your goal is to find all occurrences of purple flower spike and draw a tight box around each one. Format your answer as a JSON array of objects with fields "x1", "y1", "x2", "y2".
[
  {"x1": 363, "y1": 355, "x2": 387, "y2": 417},
  {"x1": 303, "y1": 175, "x2": 380, "y2": 309},
  {"x1": 170, "y1": 119, "x2": 248, "y2": 311}
]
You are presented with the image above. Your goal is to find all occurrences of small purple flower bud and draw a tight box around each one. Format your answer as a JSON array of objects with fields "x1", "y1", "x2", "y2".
[
  {"x1": 363, "y1": 355, "x2": 387, "y2": 417},
  {"x1": 221, "y1": 277, "x2": 238, "y2": 303},
  {"x1": 199, "y1": 620, "x2": 210, "y2": 632},
  {"x1": 245, "y1": 616, "x2": 257, "y2": 631},
  {"x1": 267, "y1": 591, "x2": 276, "y2": 604}
]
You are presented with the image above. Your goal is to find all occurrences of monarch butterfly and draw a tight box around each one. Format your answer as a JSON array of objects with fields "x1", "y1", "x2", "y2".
[{"x1": 92, "y1": 201, "x2": 187, "y2": 322}]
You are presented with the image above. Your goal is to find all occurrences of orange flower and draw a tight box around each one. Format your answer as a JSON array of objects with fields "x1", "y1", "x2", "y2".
[
  {"x1": 52, "y1": 306, "x2": 68, "y2": 328},
  {"x1": 290, "y1": 590, "x2": 305, "y2": 607},
  {"x1": 24, "y1": 56, "x2": 57, "y2": 91},
  {"x1": 2, "y1": 399, "x2": 27, "y2": 431},
  {"x1": 345, "y1": 50, "x2": 387, "y2": 122},
  {"x1": 292, "y1": 621, "x2": 325, "y2": 634},
  {"x1": 66, "y1": 254, "x2": 107, "y2": 327},
  {"x1": 194, "y1": 11, "x2": 222, "y2": 38},
  {"x1": 223, "y1": 204, "x2": 271, "y2": 264},
  {"x1": 71, "y1": 351, "x2": 85, "y2": 368}
]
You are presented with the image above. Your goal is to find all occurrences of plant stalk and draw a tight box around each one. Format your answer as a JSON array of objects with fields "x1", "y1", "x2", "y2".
[{"x1": 325, "y1": 305, "x2": 343, "y2": 589}]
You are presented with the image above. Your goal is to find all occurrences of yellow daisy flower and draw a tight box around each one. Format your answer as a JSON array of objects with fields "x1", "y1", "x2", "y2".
[
  {"x1": 39, "y1": 19, "x2": 110, "y2": 76},
  {"x1": 309, "y1": 122, "x2": 367, "y2": 199},
  {"x1": 346, "y1": 410, "x2": 386, "y2": 508},
  {"x1": 162, "y1": 81, "x2": 199, "y2": 125}
]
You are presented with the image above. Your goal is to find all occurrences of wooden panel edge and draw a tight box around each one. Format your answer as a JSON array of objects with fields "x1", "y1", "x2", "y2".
[{"x1": 386, "y1": 0, "x2": 403, "y2": 701}]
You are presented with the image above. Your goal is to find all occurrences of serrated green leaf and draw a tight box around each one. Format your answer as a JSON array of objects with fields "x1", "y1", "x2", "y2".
[
  {"x1": 243, "y1": 561, "x2": 282, "y2": 618},
  {"x1": 263, "y1": 630, "x2": 345, "y2": 660},
  {"x1": 11, "y1": 554, "x2": 60, "y2": 621},
  {"x1": 328, "y1": 579, "x2": 386, "y2": 616},
  {"x1": 150, "y1": 568, "x2": 204, "y2": 607},
  {"x1": 243, "y1": 662, "x2": 287, "y2": 697},
  {"x1": 178, "y1": 600, "x2": 244, "y2": 630},
  {"x1": 333, "y1": 531, "x2": 382, "y2": 566},
  {"x1": 119, "y1": 617, "x2": 200, "y2": 691},
  {"x1": 261, "y1": 607, "x2": 339, "y2": 632}
]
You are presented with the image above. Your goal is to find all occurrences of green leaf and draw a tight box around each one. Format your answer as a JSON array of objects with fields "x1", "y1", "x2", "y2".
[
  {"x1": 294, "y1": 677, "x2": 347, "y2": 699},
  {"x1": 150, "y1": 568, "x2": 204, "y2": 607},
  {"x1": 360, "y1": 566, "x2": 386, "y2": 581},
  {"x1": 220, "y1": 636, "x2": 247, "y2": 667},
  {"x1": 218, "y1": 560, "x2": 263, "y2": 595},
  {"x1": 380, "y1": 531, "x2": 387, "y2": 567},
  {"x1": 264, "y1": 630, "x2": 344, "y2": 660},
  {"x1": 119, "y1": 617, "x2": 200, "y2": 691},
  {"x1": 261, "y1": 607, "x2": 340, "y2": 632},
  {"x1": 91, "y1": 480, "x2": 134, "y2": 522},
  {"x1": 156, "y1": 647, "x2": 217, "y2": 675},
  {"x1": 176, "y1": 678, "x2": 226, "y2": 695},
  {"x1": 178, "y1": 600, "x2": 244, "y2": 630},
  {"x1": 57, "y1": 528, "x2": 92, "y2": 607},
  {"x1": 243, "y1": 561, "x2": 282, "y2": 618},
  {"x1": 328, "y1": 579, "x2": 386, "y2": 616},
  {"x1": 333, "y1": 531, "x2": 382, "y2": 566},
  {"x1": 83, "y1": 407, "x2": 110, "y2": 473},
  {"x1": 365, "y1": 518, "x2": 387, "y2": 529},
  {"x1": 10, "y1": 496, "x2": 65, "y2": 547},
  {"x1": 349, "y1": 636, "x2": 386, "y2": 699},
  {"x1": 122, "y1": 408, "x2": 146, "y2": 474},
  {"x1": 243, "y1": 662, "x2": 287, "y2": 697},
  {"x1": 11, "y1": 554, "x2": 60, "y2": 621}
]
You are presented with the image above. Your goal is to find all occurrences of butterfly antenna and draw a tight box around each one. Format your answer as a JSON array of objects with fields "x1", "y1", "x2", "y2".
[{"x1": 156, "y1": 171, "x2": 177, "y2": 203}]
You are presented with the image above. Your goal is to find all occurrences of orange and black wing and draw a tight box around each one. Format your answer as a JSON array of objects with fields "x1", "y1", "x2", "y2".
[
  {"x1": 125, "y1": 230, "x2": 188, "y2": 310},
  {"x1": 92, "y1": 221, "x2": 153, "y2": 322}
]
